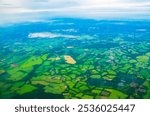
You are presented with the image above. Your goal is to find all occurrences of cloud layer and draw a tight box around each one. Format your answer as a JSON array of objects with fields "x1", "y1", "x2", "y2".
[
  {"x1": 0, "y1": 0, "x2": 150, "y2": 24},
  {"x1": 28, "y1": 32, "x2": 78, "y2": 39}
]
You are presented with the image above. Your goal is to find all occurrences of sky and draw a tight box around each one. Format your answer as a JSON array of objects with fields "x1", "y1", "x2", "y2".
[{"x1": 0, "y1": 0, "x2": 150, "y2": 24}]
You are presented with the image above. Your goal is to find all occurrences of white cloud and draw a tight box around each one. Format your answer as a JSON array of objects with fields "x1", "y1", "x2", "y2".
[
  {"x1": 0, "y1": 0, "x2": 150, "y2": 24},
  {"x1": 28, "y1": 32, "x2": 78, "y2": 39}
]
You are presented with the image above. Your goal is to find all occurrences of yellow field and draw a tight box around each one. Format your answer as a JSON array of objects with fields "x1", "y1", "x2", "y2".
[{"x1": 64, "y1": 55, "x2": 76, "y2": 64}]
